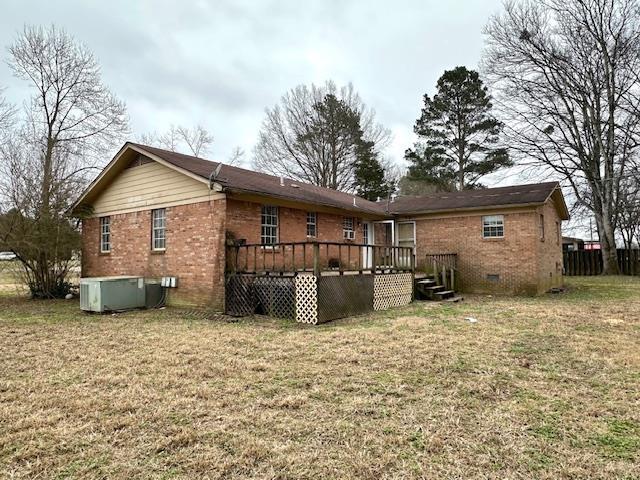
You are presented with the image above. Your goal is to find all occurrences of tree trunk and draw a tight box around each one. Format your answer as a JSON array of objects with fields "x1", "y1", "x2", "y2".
[{"x1": 596, "y1": 213, "x2": 620, "y2": 275}]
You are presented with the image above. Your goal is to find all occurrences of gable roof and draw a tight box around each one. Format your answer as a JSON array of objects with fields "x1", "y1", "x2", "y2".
[
  {"x1": 72, "y1": 142, "x2": 385, "y2": 216},
  {"x1": 128, "y1": 143, "x2": 387, "y2": 215},
  {"x1": 72, "y1": 142, "x2": 569, "y2": 220},
  {"x1": 386, "y1": 182, "x2": 570, "y2": 219}
]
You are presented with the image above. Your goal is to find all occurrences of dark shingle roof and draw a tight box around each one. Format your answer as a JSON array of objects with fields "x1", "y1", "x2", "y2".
[
  {"x1": 385, "y1": 182, "x2": 565, "y2": 216},
  {"x1": 130, "y1": 143, "x2": 385, "y2": 215},
  {"x1": 123, "y1": 143, "x2": 568, "y2": 219}
]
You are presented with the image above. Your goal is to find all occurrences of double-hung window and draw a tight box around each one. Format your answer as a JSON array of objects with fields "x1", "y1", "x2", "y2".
[
  {"x1": 152, "y1": 208, "x2": 166, "y2": 251},
  {"x1": 100, "y1": 216, "x2": 111, "y2": 253},
  {"x1": 343, "y1": 217, "x2": 355, "y2": 240},
  {"x1": 306, "y1": 212, "x2": 317, "y2": 238},
  {"x1": 261, "y1": 206, "x2": 278, "y2": 245},
  {"x1": 482, "y1": 215, "x2": 504, "y2": 238}
]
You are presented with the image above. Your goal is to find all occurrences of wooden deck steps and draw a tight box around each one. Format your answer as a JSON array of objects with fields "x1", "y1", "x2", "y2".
[{"x1": 415, "y1": 276, "x2": 463, "y2": 303}]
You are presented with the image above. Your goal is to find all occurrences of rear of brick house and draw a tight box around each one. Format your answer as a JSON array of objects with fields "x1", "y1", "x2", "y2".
[{"x1": 74, "y1": 143, "x2": 569, "y2": 316}]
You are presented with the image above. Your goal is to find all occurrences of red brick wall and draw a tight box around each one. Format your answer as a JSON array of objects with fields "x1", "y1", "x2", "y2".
[
  {"x1": 82, "y1": 198, "x2": 226, "y2": 309},
  {"x1": 411, "y1": 202, "x2": 562, "y2": 295},
  {"x1": 536, "y1": 201, "x2": 564, "y2": 292},
  {"x1": 225, "y1": 198, "x2": 366, "y2": 243},
  {"x1": 225, "y1": 198, "x2": 367, "y2": 271}
]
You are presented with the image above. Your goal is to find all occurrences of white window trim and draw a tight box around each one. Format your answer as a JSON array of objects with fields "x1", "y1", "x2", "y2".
[
  {"x1": 306, "y1": 212, "x2": 317, "y2": 238},
  {"x1": 343, "y1": 216, "x2": 355, "y2": 240},
  {"x1": 152, "y1": 208, "x2": 166, "y2": 251},
  {"x1": 100, "y1": 216, "x2": 111, "y2": 253},
  {"x1": 396, "y1": 220, "x2": 416, "y2": 248},
  {"x1": 482, "y1": 215, "x2": 505, "y2": 239},
  {"x1": 261, "y1": 205, "x2": 279, "y2": 246}
]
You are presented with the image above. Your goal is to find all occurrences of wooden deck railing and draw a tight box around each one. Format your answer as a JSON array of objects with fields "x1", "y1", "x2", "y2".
[
  {"x1": 226, "y1": 241, "x2": 415, "y2": 276},
  {"x1": 425, "y1": 253, "x2": 458, "y2": 291}
]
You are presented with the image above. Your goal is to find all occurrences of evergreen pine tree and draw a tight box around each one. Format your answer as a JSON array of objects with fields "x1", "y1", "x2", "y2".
[
  {"x1": 405, "y1": 66, "x2": 511, "y2": 190},
  {"x1": 352, "y1": 139, "x2": 393, "y2": 201}
]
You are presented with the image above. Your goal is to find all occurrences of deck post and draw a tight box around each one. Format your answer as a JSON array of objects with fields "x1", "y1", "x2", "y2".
[
  {"x1": 313, "y1": 242, "x2": 320, "y2": 278},
  {"x1": 372, "y1": 246, "x2": 377, "y2": 274}
]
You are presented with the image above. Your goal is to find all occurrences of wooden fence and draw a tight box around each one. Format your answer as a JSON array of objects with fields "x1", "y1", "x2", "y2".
[{"x1": 563, "y1": 249, "x2": 640, "y2": 276}]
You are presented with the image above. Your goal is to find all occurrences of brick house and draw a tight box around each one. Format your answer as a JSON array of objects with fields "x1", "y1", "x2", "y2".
[{"x1": 72, "y1": 142, "x2": 569, "y2": 314}]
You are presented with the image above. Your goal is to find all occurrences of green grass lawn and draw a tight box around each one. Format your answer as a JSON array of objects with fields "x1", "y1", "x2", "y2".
[{"x1": 1, "y1": 276, "x2": 639, "y2": 479}]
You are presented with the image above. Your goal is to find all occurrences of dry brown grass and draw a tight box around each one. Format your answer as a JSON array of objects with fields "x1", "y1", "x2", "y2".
[{"x1": 1, "y1": 277, "x2": 639, "y2": 479}]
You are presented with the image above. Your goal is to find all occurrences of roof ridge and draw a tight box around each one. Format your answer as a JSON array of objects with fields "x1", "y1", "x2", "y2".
[
  {"x1": 130, "y1": 141, "x2": 382, "y2": 208},
  {"x1": 388, "y1": 181, "x2": 560, "y2": 202}
]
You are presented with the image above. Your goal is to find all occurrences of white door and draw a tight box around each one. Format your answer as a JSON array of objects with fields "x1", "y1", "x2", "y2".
[{"x1": 362, "y1": 221, "x2": 374, "y2": 269}]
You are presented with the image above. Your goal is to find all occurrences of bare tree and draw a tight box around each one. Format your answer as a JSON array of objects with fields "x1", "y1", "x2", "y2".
[
  {"x1": 0, "y1": 25, "x2": 128, "y2": 297},
  {"x1": 227, "y1": 146, "x2": 245, "y2": 166},
  {"x1": 253, "y1": 81, "x2": 391, "y2": 191},
  {"x1": 0, "y1": 87, "x2": 15, "y2": 134},
  {"x1": 484, "y1": 0, "x2": 640, "y2": 274},
  {"x1": 139, "y1": 124, "x2": 213, "y2": 157}
]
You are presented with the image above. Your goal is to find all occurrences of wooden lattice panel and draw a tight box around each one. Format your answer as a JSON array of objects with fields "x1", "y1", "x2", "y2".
[
  {"x1": 373, "y1": 273, "x2": 413, "y2": 311},
  {"x1": 316, "y1": 275, "x2": 374, "y2": 323},
  {"x1": 295, "y1": 275, "x2": 318, "y2": 324},
  {"x1": 225, "y1": 275, "x2": 256, "y2": 316},
  {"x1": 253, "y1": 277, "x2": 295, "y2": 318}
]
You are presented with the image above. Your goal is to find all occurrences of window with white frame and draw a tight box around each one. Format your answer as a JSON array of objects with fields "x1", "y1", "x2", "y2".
[
  {"x1": 362, "y1": 222, "x2": 369, "y2": 244},
  {"x1": 482, "y1": 215, "x2": 504, "y2": 238},
  {"x1": 306, "y1": 212, "x2": 317, "y2": 238},
  {"x1": 397, "y1": 221, "x2": 416, "y2": 249},
  {"x1": 343, "y1": 216, "x2": 355, "y2": 240},
  {"x1": 152, "y1": 208, "x2": 166, "y2": 250},
  {"x1": 100, "y1": 216, "x2": 111, "y2": 253},
  {"x1": 261, "y1": 206, "x2": 278, "y2": 245}
]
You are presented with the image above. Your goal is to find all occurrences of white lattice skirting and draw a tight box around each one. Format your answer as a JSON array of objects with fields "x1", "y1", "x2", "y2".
[
  {"x1": 295, "y1": 274, "x2": 318, "y2": 324},
  {"x1": 295, "y1": 273, "x2": 413, "y2": 323},
  {"x1": 373, "y1": 273, "x2": 413, "y2": 311}
]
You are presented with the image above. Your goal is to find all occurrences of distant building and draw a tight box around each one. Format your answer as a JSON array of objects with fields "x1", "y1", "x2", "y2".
[{"x1": 562, "y1": 236, "x2": 585, "y2": 252}]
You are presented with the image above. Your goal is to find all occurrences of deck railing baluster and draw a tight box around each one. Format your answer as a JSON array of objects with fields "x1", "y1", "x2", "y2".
[{"x1": 226, "y1": 241, "x2": 417, "y2": 276}]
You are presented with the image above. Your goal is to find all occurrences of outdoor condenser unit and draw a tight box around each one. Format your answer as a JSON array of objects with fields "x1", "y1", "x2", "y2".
[{"x1": 80, "y1": 276, "x2": 146, "y2": 313}]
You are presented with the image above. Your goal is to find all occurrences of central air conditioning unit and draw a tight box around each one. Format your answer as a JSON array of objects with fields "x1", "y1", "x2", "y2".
[{"x1": 80, "y1": 276, "x2": 146, "y2": 313}]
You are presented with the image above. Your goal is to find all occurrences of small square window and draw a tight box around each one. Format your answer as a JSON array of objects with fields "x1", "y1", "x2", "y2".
[
  {"x1": 100, "y1": 216, "x2": 110, "y2": 253},
  {"x1": 306, "y1": 212, "x2": 317, "y2": 238},
  {"x1": 152, "y1": 208, "x2": 166, "y2": 251},
  {"x1": 482, "y1": 215, "x2": 504, "y2": 238}
]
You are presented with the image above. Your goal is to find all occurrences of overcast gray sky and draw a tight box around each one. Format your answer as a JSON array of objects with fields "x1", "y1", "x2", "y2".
[{"x1": 1, "y1": 0, "x2": 507, "y2": 168}]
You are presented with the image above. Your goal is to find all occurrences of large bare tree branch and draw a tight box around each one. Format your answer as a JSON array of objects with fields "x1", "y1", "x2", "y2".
[
  {"x1": 483, "y1": 0, "x2": 640, "y2": 274},
  {"x1": 0, "y1": 25, "x2": 129, "y2": 297},
  {"x1": 253, "y1": 81, "x2": 392, "y2": 192}
]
